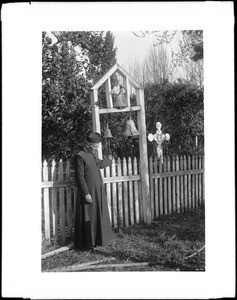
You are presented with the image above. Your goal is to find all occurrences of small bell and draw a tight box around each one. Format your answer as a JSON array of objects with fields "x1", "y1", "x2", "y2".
[
  {"x1": 122, "y1": 117, "x2": 139, "y2": 138},
  {"x1": 113, "y1": 93, "x2": 126, "y2": 109},
  {"x1": 103, "y1": 124, "x2": 113, "y2": 138}
]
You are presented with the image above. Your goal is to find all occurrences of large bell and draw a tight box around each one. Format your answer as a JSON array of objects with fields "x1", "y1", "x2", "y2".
[
  {"x1": 113, "y1": 93, "x2": 127, "y2": 109},
  {"x1": 122, "y1": 117, "x2": 139, "y2": 138},
  {"x1": 103, "y1": 124, "x2": 113, "y2": 138}
]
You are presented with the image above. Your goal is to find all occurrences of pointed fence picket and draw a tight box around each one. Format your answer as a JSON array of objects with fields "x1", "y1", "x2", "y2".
[
  {"x1": 163, "y1": 156, "x2": 168, "y2": 215},
  {"x1": 167, "y1": 156, "x2": 172, "y2": 215},
  {"x1": 128, "y1": 157, "x2": 134, "y2": 226},
  {"x1": 42, "y1": 160, "x2": 50, "y2": 239},
  {"x1": 172, "y1": 155, "x2": 176, "y2": 213},
  {"x1": 111, "y1": 158, "x2": 117, "y2": 227},
  {"x1": 133, "y1": 157, "x2": 140, "y2": 224},
  {"x1": 42, "y1": 155, "x2": 205, "y2": 242},
  {"x1": 153, "y1": 157, "x2": 159, "y2": 218},
  {"x1": 180, "y1": 156, "x2": 184, "y2": 213},
  {"x1": 51, "y1": 159, "x2": 58, "y2": 238},
  {"x1": 183, "y1": 156, "x2": 188, "y2": 211},
  {"x1": 117, "y1": 158, "x2": 123, "y2": 227},
  {"x1": 123, "y1": 158, "x2": 129, "y2": 227},
  {"x1": 105, "y1": 161, "x2": 112, "y2": 222}
]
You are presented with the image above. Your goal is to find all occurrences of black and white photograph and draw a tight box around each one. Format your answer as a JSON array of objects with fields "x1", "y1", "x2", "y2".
[
  {"x1": 41, "y1": 30, "x2": 205, "y2": 273},
  {"x1": 2, "y1": 2, "x2": 235, "y2": 299}
]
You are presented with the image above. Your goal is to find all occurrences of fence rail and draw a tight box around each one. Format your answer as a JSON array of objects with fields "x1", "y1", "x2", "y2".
[{"x1": 42, "y1": 155, "x2": 204, "y2": 242}]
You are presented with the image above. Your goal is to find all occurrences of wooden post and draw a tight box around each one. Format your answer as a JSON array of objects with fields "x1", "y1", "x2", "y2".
[
  {"x1": 176, "y1": 155, "x2": 180, "y2": 213},
  {"x1": 117, "y1": 158, "x2": 123, "y2": 227},
  {"x1": 123, "y1": 76, "x2": 131, "y2": 107},
  {"x1": 136, "y1": 88, "x2": 151, "y2": 224},
  {"x1": 202, "y1": 156, "x2": 205, "y2": 202},
  {"x1": 66, "y1": 160, "x2": 72, "y2": 238},
  {"x1": 123, "y1": 158, "x2": 129, "y2": 227},
  {"x1": 159, "y1": 158, "x2": 163, "y2": 216},
  {"x1": 163, "y1": 156, "x2": 168, "y2": 215},
  {"x1": 149, "y1": 156, "x2": 154, "y2": 220},
  {"x1": 191, "y1": 155, "x2": 195, "y2": 210},
  {"x1": 128, "y1": 157, "x2": 134, "y2": 225},
  {"x1": 180, "y1": 156, "x2": 184, "y2": 212},
  {"x1": 167, "y1": 156, "x2": 172, "y2": 214},
  {"x1": 198, "y1": 155, "x2": 202, "y2": 205},
  {"x1": 91, "y1": 89, "x2": 102, "y2": 159},
  {"x1": 58, "y1": 160, "x2": 66, "y2": 243},
  {"x1": 111, "y1": 158, "x2": 117, "y2": 227},
  {"x1": 105, "y1": 163, "x2": 112, "y2": 222},
  {"x1": 195, "y1": 155, "x2": 199, "y2": 208},
  {"x1": 154, "y1": 156, "x2": 159, "y2": 217},
  {"x1": 105, "y1": 78, "x2": 113, "y2": 108},
  {"x1": 187, "y1": 155, "x2": 192, "y2": 210},
  {"x1": 172, "y1": 155, "x2": 176, "y2": 213},
  {"x1": 133, "y1": 157, "x2": 140, "y2": 223},
  {"x1": 183, "y1": 156, "x2": 188, "y2": 211}
]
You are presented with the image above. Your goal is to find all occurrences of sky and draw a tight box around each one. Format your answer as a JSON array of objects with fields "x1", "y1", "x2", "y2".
[{"x1": 113, "y1": 31, "x2": 156, "y2": 69}]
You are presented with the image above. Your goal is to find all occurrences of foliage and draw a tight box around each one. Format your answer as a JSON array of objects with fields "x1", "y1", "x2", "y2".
[
  {"x1": 42, "y1": 31, "x2": 117, "y2": 160},
  {"x1": 145, "y1": 81, "x2": 204, "y2": 156}
]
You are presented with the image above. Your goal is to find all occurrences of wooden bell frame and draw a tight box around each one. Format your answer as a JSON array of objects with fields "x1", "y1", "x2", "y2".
[{"x1": 90, "y1": 63, "x2": 151, "y2": 224}]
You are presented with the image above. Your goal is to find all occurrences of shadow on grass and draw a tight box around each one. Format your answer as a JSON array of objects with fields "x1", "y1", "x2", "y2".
[
  {"x1": 42, "y1": 204, "x2": 205, "y2": 272},
  {"x1": 92, "y1": 205, "x2": 205, "y2": 271}
]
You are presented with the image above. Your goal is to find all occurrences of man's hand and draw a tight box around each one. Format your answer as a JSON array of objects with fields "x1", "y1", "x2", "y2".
[{"x1": 85, "y1": 194, "x2": 93, "y2": 204}]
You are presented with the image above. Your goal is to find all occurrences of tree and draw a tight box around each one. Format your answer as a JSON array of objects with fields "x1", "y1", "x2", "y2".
[
  {"x1": 128, "y1": 57, "x2": 144, "y2": 86},
  {"x1": 128, "y1": 44, "x2": 171, "y2": 86},
  {"x1": 142, "y1": 44, "x2": 170, "y2": 85},
  {"x1": 183, "y1": 59, "x2": 204, "y2": 88},
  {"x1": 42, "y1": 31, "x2": 117, "y2": 160}
]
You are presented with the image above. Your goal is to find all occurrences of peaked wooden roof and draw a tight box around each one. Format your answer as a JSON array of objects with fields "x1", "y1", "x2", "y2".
[{"x1": 91, "y1": 62, "x2": 141, "y2": 90}]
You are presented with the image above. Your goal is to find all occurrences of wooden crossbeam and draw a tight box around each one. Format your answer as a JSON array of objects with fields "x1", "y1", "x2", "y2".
[
  {"x1": 150, "y1": 169, "x2": 204, "y2": 179},
  {"x1": 98, "y1": 106, "x2": 141, "y2": 114}
]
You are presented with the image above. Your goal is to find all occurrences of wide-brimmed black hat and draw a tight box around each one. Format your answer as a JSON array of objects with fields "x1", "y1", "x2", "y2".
[{"x1": 86, "y1": 132, "x2": 102, "y2": 143}]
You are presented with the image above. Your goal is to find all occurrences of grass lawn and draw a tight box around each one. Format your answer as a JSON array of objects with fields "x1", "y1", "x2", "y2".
[{"x1": 42, "y1": 204, "x2": 205, "y2": 272}]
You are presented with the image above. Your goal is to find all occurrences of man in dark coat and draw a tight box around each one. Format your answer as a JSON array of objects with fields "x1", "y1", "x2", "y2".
[{"x1": 74, "y1": 132, "x2": 113, "y2": 250}]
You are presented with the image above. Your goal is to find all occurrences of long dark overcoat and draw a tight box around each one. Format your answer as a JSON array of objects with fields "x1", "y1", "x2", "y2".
[{"x1": 74, "y1": 150, "x2": 113, "y2": 249}]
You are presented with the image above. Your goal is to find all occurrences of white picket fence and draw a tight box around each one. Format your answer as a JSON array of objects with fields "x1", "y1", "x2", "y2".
[{"x1": 41, "y1": 155, "x2": 204, "y2": 242}]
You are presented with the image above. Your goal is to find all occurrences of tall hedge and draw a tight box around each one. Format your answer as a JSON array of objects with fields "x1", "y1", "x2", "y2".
[
  {"x1": 145, "y1": 81, "x2": 204, "y2": 156},
  {"x1": 42, "y1": 31, "x2": 117, "y2": 160}
]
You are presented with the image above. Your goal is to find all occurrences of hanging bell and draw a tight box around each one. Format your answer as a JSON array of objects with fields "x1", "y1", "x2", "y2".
[
  {"x1": 103, "y1": 124, "x2": 113, "y2": 138},
  {"x1": 122, "y1": 123, "x2": 132, "y2": 138},
  {"x1": 113, "y1": 93, "x2": 127, "y2": 109},
  {"x1": 122, "y1": 117, "x2": 139, "y2": 138}
]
